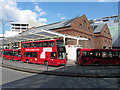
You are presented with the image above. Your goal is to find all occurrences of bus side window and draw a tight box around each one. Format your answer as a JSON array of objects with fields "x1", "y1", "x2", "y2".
[
  {"x1": 113, "y1": 52, "x2": 119, "y2": 58},
  {"x1": 33, "y1": 42, "x2": 37, "y2": 47},
  {"x1": 38, "y1": 42, "x2": 43, "y2": 47},
  {"x1": 102, "y1": 52, "x2": 107, "y2": 58},
  {"x1": 82, "y1": 51, "x2": 88, "y2": 57},
  {"x1": 89, "y1": 51, "x2": 94, "y2": 57},
  {"x1": 119, "y1": 52, "x2": 120, "y2": 58},
  {"x1": 94, "y1": 52, "x2": 100, "y2": 58},
  {"x1": 22, "y1": 44, "x2": 25, "y2": 48},
  {"x1": 108, "y1": 51, "x2": 112, "y2": 58},
  {"x1": 30, "y1": 52, "x2": 32, "y2": 57},
  {"x1": 43, "y1": 41, "x2": 49, "y2": 47},
  {"x1": 25, "y1": 43, "x2": 30, "y2": 48},
  {"x1": 50, "y1": 41, "x2": 55, "y2": 47},
  {"x1": 33, "y1": 52, "x2": 37, "y2": 58},
  {"x1": 30, "y1": 43, "x2": 32, "y2": 48},
  {"x1": 25, "y1": 52, "x2": 30, "y2": 57}
]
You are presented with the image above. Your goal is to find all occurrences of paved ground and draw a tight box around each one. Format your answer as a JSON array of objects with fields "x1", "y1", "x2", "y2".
[
  {"x1": 1, "y1": 67, "x2": 119, "y2": 88},
  {"x1": 1, "y1": 58, "x2": 120, "y2": 77}
]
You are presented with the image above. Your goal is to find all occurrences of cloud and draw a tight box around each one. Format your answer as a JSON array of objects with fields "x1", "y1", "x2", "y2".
[
  {"x1": 39, "y1": 11, "x2": 46, "y2": 16},
  {"x1": 34, "y1": 5, "x2": 41, "y2": 12},
  {"x1": 0, "y1": 1, "x2": 47, "y2": 27},
  {"x1": 38, "y1": 18, "x2": 47, "y2": 23},
  {"x1": 61, "y1": 17, "x2": 66, "y2": 20}
]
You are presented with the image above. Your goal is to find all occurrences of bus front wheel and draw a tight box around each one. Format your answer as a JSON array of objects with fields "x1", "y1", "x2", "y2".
[
  {"x1": 26, "y1": 59, "x2": 29, "y2": 63},
  {"x1": 12, "y1": 57, "x2": 14, "y2": 60}
]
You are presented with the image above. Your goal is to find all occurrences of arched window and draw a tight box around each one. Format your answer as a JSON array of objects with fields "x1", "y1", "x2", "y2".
[
  {"x1": 83, "y1": 20, "x2": 86, "y2": 30},
  {"x1": 84, "y1": 36, "x2": 87, "y2": 48},
  {"x1": 80, "y1": 24, "x2": 82, "y2": 29},
  {"x1": 88, "y1": 27, "x2": 90, "y2": 31},
  {"x1": 88, "y1": 38, "x2": 90, "y2": 48}
]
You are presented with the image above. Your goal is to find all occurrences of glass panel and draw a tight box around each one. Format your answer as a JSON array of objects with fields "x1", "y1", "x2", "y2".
[
  {"x1": 94, "y1": 52, "x2": 101, "y2": 58},
  {"x1": 33, "y1": 42, "x2": 37, "y2": 47},
  {"x1": 43, "y1": 41, "x2": 48, "y2": 47},
  {"x1": 25, "y1": 52, "x2": 30, "y2": 57},
  {"x1": 50, "y1": 41, "x2": 55, "y2": 47},
  {"x1": 14, "y1": 51, "x2": 17, "y2": 56},
  {"x1": 51, "y1": 52, "x2": 57, "y2": 59},
  {"x1": 30, "y1": 52, "x2": 32, "y2": 57},
  {"x1": 18, "y1": 50, "x2": 21, "y2": 56},
  {"x1": 108, "y1": 52, "x2": 112, "y2": 58},
  {"x1": 24, "y1": 43, "x2": 30, "y2": 48},
  {"x1": 56, "y1": 40, "x2": 64, "y2": 47},
  {"x1": 33, "y1": 52, "x2": 37, "y2": 57},
  {"x1": 82, "y1": 51, "x2": 89, "y2": 57},
  {"x1": 38, "y1": 42, "x2": 43, "y2": 47},
  {"x1": 102, "y1": 52, "x2": 107, "y2": 58},
  {"x1": 58, "y1": 52, "x2": 66, "y2": 60},
  {"x1": 80, "y1": 24, "x2": 82, "y2": 29}
]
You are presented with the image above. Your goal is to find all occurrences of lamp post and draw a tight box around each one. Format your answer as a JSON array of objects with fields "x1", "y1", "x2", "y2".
[{"x1": 1, "y1": 20, "x2": 13, "y2": 64}]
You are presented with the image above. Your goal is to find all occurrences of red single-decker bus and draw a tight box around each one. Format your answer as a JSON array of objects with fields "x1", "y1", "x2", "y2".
[{"x1": 76, "y1": 48, "x2": 120, "y2": 65}]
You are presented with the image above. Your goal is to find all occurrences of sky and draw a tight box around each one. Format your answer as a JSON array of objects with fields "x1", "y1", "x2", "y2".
[{"x1": 0, "y1": 0, "x2": 119, "y2": 34}]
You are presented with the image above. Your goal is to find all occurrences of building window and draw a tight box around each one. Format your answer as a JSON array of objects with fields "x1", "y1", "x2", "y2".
[
  {"x1": 88, "y1": 27, "x2": 90, "y2": 31},
  {"x1": 104, "y1": 31, "x2": 106, "y2": 35},
  {"x1": 88, "y1": 38, "x2": 90, "y2": 48},
  {"x1": 83, "y1": 20, "x2": 86, "y2": 30},
  {"x1": 80, "y1": 24, "x2": 82, "y2": 29},
  {"x1": 84, "y1": 36, "x2": 87, "y2": 48}
]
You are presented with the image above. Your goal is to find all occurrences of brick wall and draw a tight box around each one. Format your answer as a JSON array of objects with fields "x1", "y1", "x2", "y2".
[{"x1": 52, "y1": 15, "x2": 112, "y2": 49}]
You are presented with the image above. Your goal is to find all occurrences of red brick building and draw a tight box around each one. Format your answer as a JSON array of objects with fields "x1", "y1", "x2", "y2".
[
  {"x1": 50, "y1": 15, "x2": 112, "y2": 49},
  {"x1": 51, "y1": 15, "x2": 94, "y2": 48},
  {"x1": 93, "y1": 24, "x2": 112, "y2": 49},
  {"x1": 20, "y1": 14, "x2": 112, "y2": 49}
]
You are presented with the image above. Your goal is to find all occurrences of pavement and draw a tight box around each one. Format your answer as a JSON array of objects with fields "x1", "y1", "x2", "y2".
[{"x1": 1, "y1": 57, "x2": 120, "y2": 78}]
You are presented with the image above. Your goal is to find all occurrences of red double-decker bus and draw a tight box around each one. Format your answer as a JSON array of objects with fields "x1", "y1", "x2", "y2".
[
  {"x1": 21, "y1": 39, "x2": 67, "y2": 66},
  {"x1": 3, "y1": 49, "x2": 21, "y2": 60},
  {"x1": 76, "y1": 48, "x2": 120, "y2": 65}
]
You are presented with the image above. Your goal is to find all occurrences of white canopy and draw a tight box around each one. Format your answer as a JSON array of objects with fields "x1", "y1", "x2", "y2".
[{"x1": 0, "y1": 29, "x2": 88, "y2": 45}]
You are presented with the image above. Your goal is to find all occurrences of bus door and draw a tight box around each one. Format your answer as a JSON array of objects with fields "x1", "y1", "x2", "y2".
[
  {"x1": 76, "y1": 49, "x2": 81, "y2": 62},
  {"x1": 31, "y1": 52, "x2": 38, "y2": 63}
]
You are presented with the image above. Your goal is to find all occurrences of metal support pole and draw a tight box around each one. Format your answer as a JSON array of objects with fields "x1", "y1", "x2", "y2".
[
  {"x1": 77, "y1": 39, "x2": 79, "y2": 45},
  {"x1": 2, "y1": 23, "x2": 4, "y2": 64},
  {"x1": 63, "y1": 36, "x2": 66, "y2": 44},
  {"x1": 46, "y1": 62, "x2": 48, "y2": 71}
]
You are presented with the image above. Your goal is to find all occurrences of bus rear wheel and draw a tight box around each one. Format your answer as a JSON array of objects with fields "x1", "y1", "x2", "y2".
[{"x1": 94, "y1": 61, "x2": 99, "y2": 65}]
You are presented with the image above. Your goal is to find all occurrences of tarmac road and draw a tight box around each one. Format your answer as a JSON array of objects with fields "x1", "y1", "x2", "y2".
[{"x1": 1, "y1": 66, "x2": 119, "y2": 88}]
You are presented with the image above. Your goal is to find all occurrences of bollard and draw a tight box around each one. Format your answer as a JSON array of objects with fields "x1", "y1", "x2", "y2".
[
  {"x1": 63, "y1": 64, "x2": 66, "y2": 72},
  {"x1": 46, "y1": 62, "x2": 48, "y2": 71}
]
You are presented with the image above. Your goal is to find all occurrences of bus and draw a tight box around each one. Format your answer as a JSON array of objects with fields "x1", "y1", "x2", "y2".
[
  {"x1": 3, "y1": 49, "x2": 21, "y2": 60},
  {"x1": 76, "y1": 48, "x2": 120, "y2": 65},
  {"x1": 21, "y1": 39, "x2": 67, "y2": 66}
]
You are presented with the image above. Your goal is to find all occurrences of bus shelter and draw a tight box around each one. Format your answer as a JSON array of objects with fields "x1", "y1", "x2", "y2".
[{"x1": 0, "y1": 29, "x2": 88, "y2": 48}]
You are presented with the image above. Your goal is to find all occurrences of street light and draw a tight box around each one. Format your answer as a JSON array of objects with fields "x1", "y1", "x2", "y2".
[{"x1": 1, "y1": 20, "x2": 14, "y2": 64}]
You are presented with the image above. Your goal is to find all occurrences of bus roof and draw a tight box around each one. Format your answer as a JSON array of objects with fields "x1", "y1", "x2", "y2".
[{"x1": 77, "y1": 48, "x2": 120, "y2": 51}]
